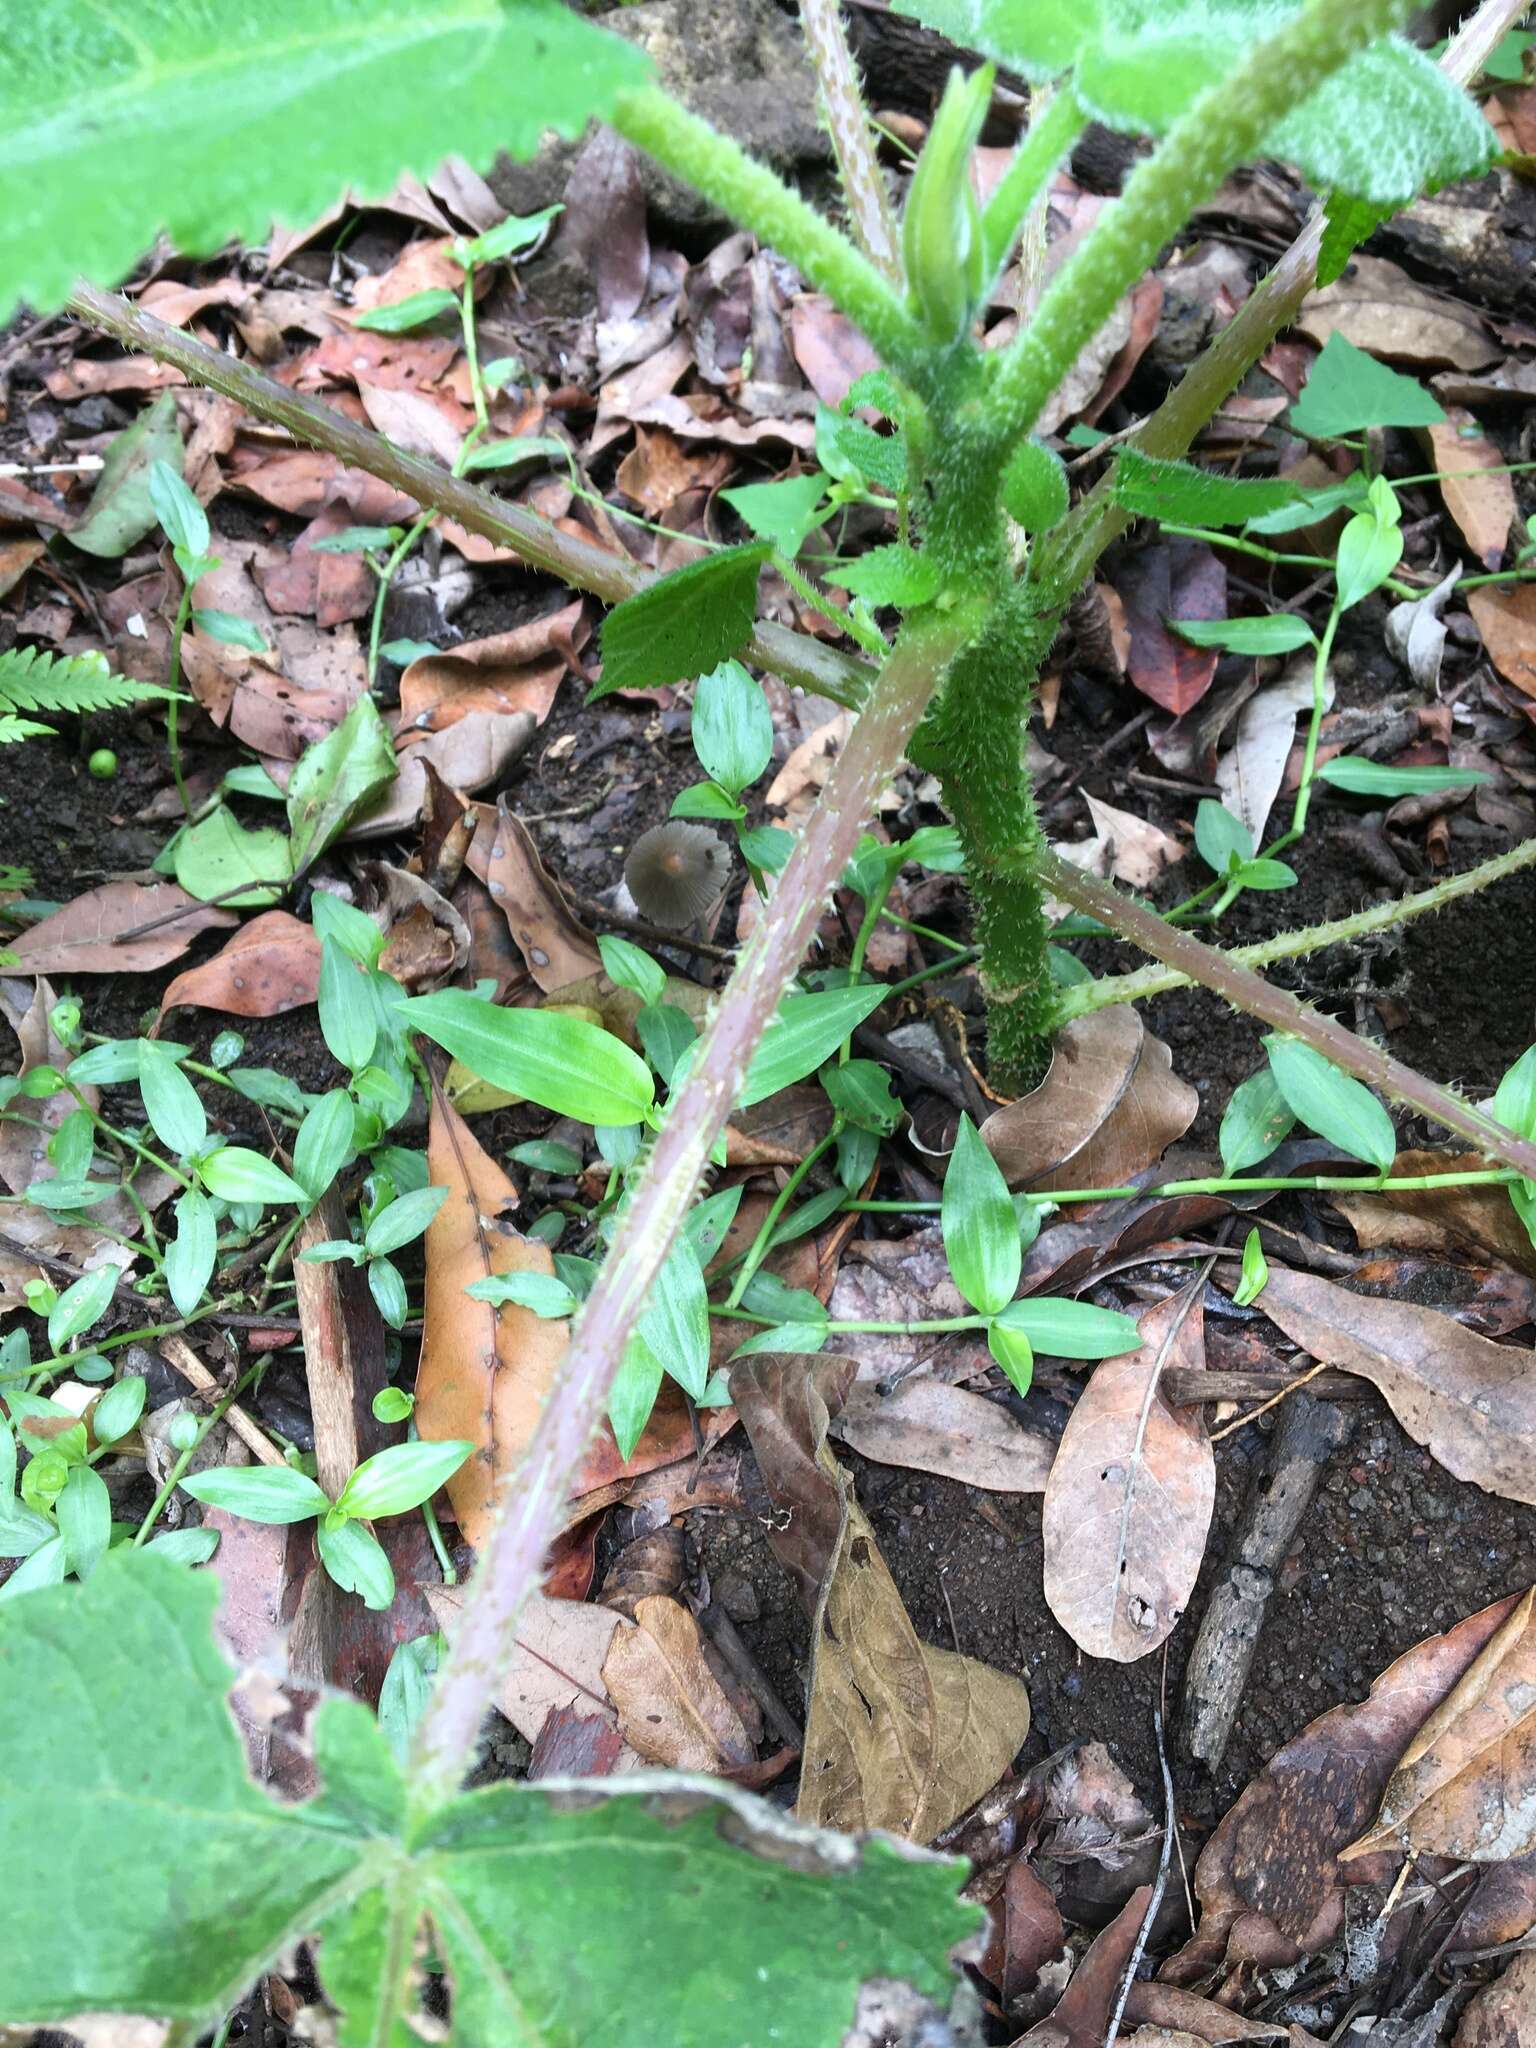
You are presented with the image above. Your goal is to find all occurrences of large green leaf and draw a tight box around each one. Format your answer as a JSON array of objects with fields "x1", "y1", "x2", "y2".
[
  {"x1": 400, "y1": 989, "x2": 656, "y2": 1127},
  {"x1": 597, "y1": 546, "x2": 769, "y2": 698},
  {"x1": 891, "y1": 0, "x2": 1100, "y2": 81},
  {"x1": 0, "y1": 0, "x2": 649, "y2": 324},
  {"x1": 0, "y1": 1554, "x2": 978, "y2": 2043}
]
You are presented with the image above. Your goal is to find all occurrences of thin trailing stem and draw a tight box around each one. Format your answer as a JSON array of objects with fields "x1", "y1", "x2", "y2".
[
  {"x1": 1038, "y1": 843, "x2": 1536, "y2": 1182},
  {"x1": 988, "y1": 0, "x2": 1416, "y2": 448},
  {"x1": 1059, "y1": 830, "x2": 1536, "y2": 1018},
  {"x1": 797, "y1": 0, "x2": 902, "y2": 283},
  {"x1": 411, "y1": 606, "x2": 979, "y2": 1809},
  {"x1": 610, "y1": 84, "x2": 924, "y2": 376}
]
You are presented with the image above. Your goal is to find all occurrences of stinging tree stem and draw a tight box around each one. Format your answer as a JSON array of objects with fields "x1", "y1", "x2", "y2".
[{"x1": 797, "y1": 0, "x2": 902, "y2": 283}]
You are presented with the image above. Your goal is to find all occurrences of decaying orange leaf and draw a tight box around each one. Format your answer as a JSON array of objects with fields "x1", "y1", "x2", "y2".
[
  {"x1": 159, "y1": 911, "x2": 321, "y2": 1021},
  {"x1": 1469, "y1": 583, "x2": 1536, "y2": 702},
  {"x1": 1343, "y1": 1586, "x2": 1536, "y2": 1865},
  {"x1": 1420, "y1": 409, "x2": 1516, "y2": 569},
  {"x1": 1335, "y1": 1149, "x2": 1536, "y2": 1284},
  {"x1": 397, "y1": 601, "x2": 584, "y2": 734},
  {"x1": 463, "y1": 800, "x2": 601, "y2": 993},
  {"x1": 9, "y1": 882, "x2": 236, "y2": 977},
  {"x1": 417, "y1": 1091, "x2": 566, "y2": 1550}
]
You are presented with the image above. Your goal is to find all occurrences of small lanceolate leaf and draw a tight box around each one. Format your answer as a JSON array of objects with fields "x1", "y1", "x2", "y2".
[
  {"x1": 990, "y1": 1297, "x2": 1141, "y2": 1360},
  {"x1": 165, "y1": 1186, "x2": 218, "y2": 1319},
  {"x1": 942, "y1": 1116, "x2": 1021, "y2": 1317},
  {"x1": 200, "y1": 1146, "x2": 307, "y2": 1208},
  {"x1": 1317, "y1": 758, "x2": 1489, "y2": 798},
  {"x1": 625, "y1": 1238, "x2": 712, "y2": 1408},
  {"x1": 180, "y1": 1464, "x2": 330, "y2": 1524},
  {"x1": 1219, "y1": 1067, "x2": 1296, "y2": 1176},
  {"x1": 336, "y1": 1439, "x2": 474, "y2": 1520},
  {"x1": 1194, "y1": 800, "x2": 1253, "y2": 876},
  {"x1": 137, "y1": 1037, "x2": 208, "y2": 1159},
  {"x1": 740, "y1": 987, "x2": 889, "y2": 1109},
  {"x1": 1264, "y1": 1036, "x2": 1396, "y2": 1172},
  {"x1": 286, "y1": 695, "x2": 398, "y2": 873},
  {"x1": 47, "y1": 1265, "x2": 117, "y2": 1353},
  {"x1": 1173, "y1": 615, "x2": 1315, "y2": 657},
  {"x1": 402, "y1": 989, "x2": 655, "y2": 1127},
  {"x1": 317, "y1": 1517, "x2": 396, "y2": 1610},
  {"x1": 0, "y1": 0, "x2": 651, "y2": 323},
  {"x1": 597, "y1": 546, "x2": 768, "y2": 698}
]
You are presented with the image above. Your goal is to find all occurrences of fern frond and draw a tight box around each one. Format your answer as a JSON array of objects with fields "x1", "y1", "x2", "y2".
[
  {"x1": 0, "y1": 714, "x2": 51, "y2": 745},
  {"x1": 0, "y1": 645, "x2": 163, "y2": 721}
]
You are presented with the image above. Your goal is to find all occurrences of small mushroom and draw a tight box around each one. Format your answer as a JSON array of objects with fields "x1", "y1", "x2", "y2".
[{"x1": 624, "y1": 822, "x2": 731, "y2": 928}]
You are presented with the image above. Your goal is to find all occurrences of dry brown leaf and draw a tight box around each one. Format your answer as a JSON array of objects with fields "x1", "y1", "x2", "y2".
[
  {"x1": 615, "y1": 427, "x2": 730, "y2": 516},
  {"x1": 9, "y1": 883, "x2": 236, "y2": 977},
  {"x1": 1217, "y1": 656, "x2": 1329, "y2": 846},
  {"x1": 462, "y1": 800, "x2": 601, "y2": 993},
  {"x1": 600, "y1": 1593, "x2": 754, "y2": 1772},
  {"x1": 1166, "y1": 1590, "x2": 1527, "y2": 1983},
  {"x1": 730, "y1": 1356, "x2": 1030, "y2": 1842},
  {"x1": 397, "y1": 602, "x2": 583, "y2": 733},
  {"x1": 1335, "y1": 1149, "x2": 1536, "y2": 1281},
  {"x1": 825, "y1": 1229, "x2": 994, "y2": 1388},
  {"x1": 1296, "y1": 256, "x2": 1500, "y2": 370},
  {"x1": 829, "y1": 1377, "x2": 1056, "y2": 1493},
  {"x1": 429, "y1": 1581, "x2": 643, "y2": 1767},
  {"x1": 350, "y1": 712, "x2": 537, "y2": 839},
  {"x1": 1453, "y1": 1950, "x2": 1536, "y2": 2048},
  {"x1": 344, "y1": 236, "x2": 464, "y2": 317},
  {"x1": 1469, "y1": 584, "x2": 1536, "y2": 701},
  {"x1": 226, "y1": 447, "x2": 419, "y2": 527},
  {"x1": 1342, "y1": 1586, "x2": 1536, "y2": 1865},
  {"x1": 0, "y1": 975, "x2": 94, "y2": 1200},
  {"x1": 0, "y1": 538, "x2": 44, "y2": 600},
  {"x1": 982, "y1": 1008, "x2": 1198, "y2": 1193},
  {"x1": 417, "y1": 1093, "x2": 566, "y2": 1550},
  {"x1": 356, "y1": 380, "x2": 469, "y2": 466},
  {"x1": 1041, "y1": 1278, "x2": 1212, "y2": 1663},
  {"x1": 1419, "y1": 410, "x2": 1516, "y2": 569},
  {"x1": 252, "y1": 510, "x2": 376, "y2": 627},
  {"x1": 159, "y1": 911, "x2": 321, "y2": 1021},
  {"x1": 1081, "y1": 793, "x2": 1185, "y2": 888},
  {"x1": 296, "y1": 329, "x2": 459, "y2": 396},
  {"x1": 1258, "y1": 1265, "x2": 1536, "y2": 1507},
  {"x1": 1122, "y1": 1985, "x2": 1283, "y2": 2041},
  {"x1": 1016, "y1": 1885, "x2": 1152, "y2": 2048}
]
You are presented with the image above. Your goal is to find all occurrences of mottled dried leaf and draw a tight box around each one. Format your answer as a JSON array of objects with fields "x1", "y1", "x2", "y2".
[
  {"x1": 1453, "y1": 1949, "x2": 1536, "y2": 2048},
  {"x1": 1343, "y1": 1586, "x2": 1536, "y2": 1864},
  {"x1": 982, "y1": 1008, "x2": 1197, "y2": 1193},
  {"x1": 159, "y1": 911, "x2": 321, "y2": 1021},
  {"x1": 9, "y1": 883, "x2": 236, "y2": 976},
  {"x1": 830, "y1": 1378, "x2": 1055, "y2": 1493},
  {"x1": 463, "y1": 800, "x2": 601, "y2": 994},
  {"x1": 601, "y1": 1593, "x2": 754, "y2": 1772},
  {"x1": 1041, "y1": 1279, "x2": 1212, "y2": 1663},
  {"x1": 1420, "y1": 410, "x2": 1515, "y2": 570}
]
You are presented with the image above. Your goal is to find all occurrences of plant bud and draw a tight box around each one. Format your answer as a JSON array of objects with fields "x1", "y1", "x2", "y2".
[{"x1": 903, "y1": 64, "x2": 994, "y2": 344}]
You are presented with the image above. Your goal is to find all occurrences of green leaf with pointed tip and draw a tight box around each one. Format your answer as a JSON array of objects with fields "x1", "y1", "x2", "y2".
[
  {"x1": 1264, "y1": 1035, "x2": 1396, "y2": 1171},
  {"x1": 942, "y1": 1116, "x2": 1021, "y2": 1317},
  {"x1": 352, "y1": 289, "x2": 459, "y2": 333},
  {"x1": 825, "y1": 544, "x2": 939, "y2": 609},
  {"x1": 1001, "y1": 439, "x2": 1069, "y2": 533},
  {"x1": 0, "y1": 0, "x2": 649, "y2": 325},
  {"x1": 1173, "y1": 614, "x2": 1315, "y2": 657},
  {"x1": 401, "y1": 989, "x2": 655, "y2": 1127},
  {"x1": 597, "y1": 546, "x2": 768, "y2": 699},
  {"x1": 1318, "y1": 190, "x2": 1395, "y2": 289},
  {"x1": 1316, "y1": 758, "x2": 1489, "y2": 798},
  {"x1": 741, "y1": 987, "x2": 889, "y2": 1109},
  {"x1": 1291, "y1": 333, "x2": 1446, "y2": 441},
  {"x1": 287, "y1": 695, "x2": 398, "y2": 874},
  {"x1": 174, "y1": 805, "x2": 293, "y2": 910},
  {"x1": 721, "y1": 473, "x2": 832, "y2": 555},
  {"x1": 1219, "y1": 1067, "x2": 1296, "y2": 1176}
]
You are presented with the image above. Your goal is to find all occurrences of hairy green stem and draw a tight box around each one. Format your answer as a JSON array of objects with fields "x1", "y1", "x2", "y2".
[
  {"x1": 1061, "y1": 829, "x2": 1536, "y2": 1018},
  {"x1": 611, "y1": 84, "x2": 923, "y2": 376},
  {"x1": 989, "y1": 0, "x2": 1414, "y2": 449},
  {"x1": 980, "y1": 86, "x2": 1087, "y2": 284},
  {"x1": 1039, "y1": 844, "x2": 1536, "y2": 1180}
]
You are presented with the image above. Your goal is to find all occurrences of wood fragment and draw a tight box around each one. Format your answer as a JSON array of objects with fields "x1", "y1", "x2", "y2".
[
  {"x1": 1180, "y1": 1392, "x2": 1355, "y2": 1769},
  {"x1": 160, "y1": 1332, "x2": 286, "y2": 1468}
]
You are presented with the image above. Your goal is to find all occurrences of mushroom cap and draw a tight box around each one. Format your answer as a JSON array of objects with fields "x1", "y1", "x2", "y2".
[{"x1": 624, "y1": 821, "x2": 731, "y2": 928}]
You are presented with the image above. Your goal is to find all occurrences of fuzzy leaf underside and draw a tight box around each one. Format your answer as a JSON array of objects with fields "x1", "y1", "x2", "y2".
[
  {"x1": 0, "y1": 0, "x2": 649, "y2": 323},
  {"x1": 0, "y1": 1553, "x2": 978, "y2": 2043}
]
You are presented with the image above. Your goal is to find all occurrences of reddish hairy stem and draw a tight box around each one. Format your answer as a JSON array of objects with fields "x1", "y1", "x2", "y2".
[
  {"x1": 1036, "y1": 845, "x2": 1536, "y2": 1181},
  {"x1": 798, "y1": 0, "x2": 902, "y2": 283},
  {"x1": 410, "y1": 611, "x2": 974, "y2": 1805}
]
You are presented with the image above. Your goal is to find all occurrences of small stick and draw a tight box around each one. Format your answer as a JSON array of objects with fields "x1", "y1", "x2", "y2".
[
  {"x1": 1104, "y1": 1705, "x2": 1175, "y2": 2048},
  {"x1": 161, "y1": 1332, "x2": 286, "y2": 1468},
  {"x1": 559, "y1": 887, "x2": 736, "y2": 963},
  {"x1": 698, "y1": 1601, "x2": 805, "y2": 1752},
  {"x1": 1208, "y1": 1357, "x2": 1331, "y2": 1441}
]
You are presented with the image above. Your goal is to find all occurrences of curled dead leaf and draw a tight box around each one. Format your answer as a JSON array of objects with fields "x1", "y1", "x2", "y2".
[
  {"x1": 397, "y1": 602, "x2": 584, "y2": 733},
  {"x1": 417, "y1": 1092, "x2": 566, "y2": 1550},
  {"x1": 982, "y1": 1008, "x2": 1197, "y2": 1194},
  {"x1": 350, "y1": 712, "x2": 537, "y2": 840},
  {"x1": 1342, "y1": 1585, "x2": 1536, "y2": 1865},
  {"x1": 464, "y1": 801, "x2": 601, "y2": 993},
  {"x1": 829, "y1": 1378, "x2": 1055, "y2": 1494},
  {"x1": 1041, "y1": 1278, "x2": 1212, "y2": 1663},
  {"x1": 1419, "y1": 410, "x2": 1515, "y2": 570}
]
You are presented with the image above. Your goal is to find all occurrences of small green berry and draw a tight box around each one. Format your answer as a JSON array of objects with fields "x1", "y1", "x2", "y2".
[{"x1": 87, "y1": 748, "x2": 119, "y2": 781}]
